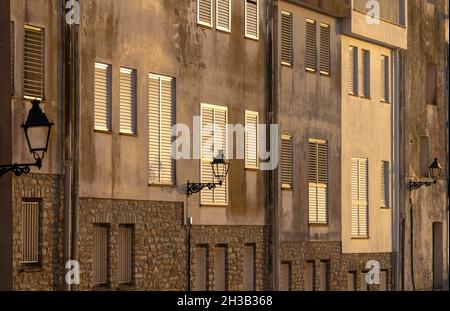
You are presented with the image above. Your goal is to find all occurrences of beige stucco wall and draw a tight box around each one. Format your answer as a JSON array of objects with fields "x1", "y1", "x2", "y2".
[{"x1": 341, "y1": 35, "x2": 393, "y2": 254}]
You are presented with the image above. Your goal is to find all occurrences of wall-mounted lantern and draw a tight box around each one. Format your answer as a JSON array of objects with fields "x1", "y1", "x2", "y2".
[{"x1": 409, "y1": 158, "x2": 443, "y2": 190}]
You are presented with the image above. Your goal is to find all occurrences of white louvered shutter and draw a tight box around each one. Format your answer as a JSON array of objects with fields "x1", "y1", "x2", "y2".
[
  {"x1": 118, "y1": 226, "x2": 133, "y2": 284},
  {"x1": 305, "y1": 19, "x2": 316, "y2": 72},
  {"x1": 11, "y1": 21, "x2": 15, "y2": 95},
  {"x1": 361, "y1": 49, "x2": 370, "y2": 97},
  {"x1": 245, "y1": 0, "x2": 259, "y2": 39},
  {"x1": 380, "y1": 161, "x2": 389, "y2": 208},
  {"x1": 216, "y1": 0, "x2": 231, "y2": 32},
  {"x1": 94, "y1": 62, "x2": 111, "y2": 131},
  {"x1": 380, "y1": 55, "x2": 389, "y2": 102},
  {"x1": 148, "y1": 74, "x2": 175, "y2": 185},
  {"x1": 281, "y1": 135, "x2": 293, "y2": 189},
  {"x1": 280, "y1": 11, "x2": 293, "y2": 66},
  {"x1": 245, "y1": 111, "x2": 258, "y2": 169},
  {"x1": 201, "y1": 104, "x2": 228, "y2": 205},
  {"x1": 308, "y1": 140, "x2": 328, "y2": 224},
  {"x1": 351, "y1": 158, "x2": 368, "y2": 237},
  {"x1": 348, "y1": 46, "x2": 358, "y2": 95},
  {"x1": 21, "y1": 202, "x2": 39, "y2": 264},
  {"x1": 93, "y1": 225, "x2": 108, "y2": 285},
  {"x1": 24, "y1": 25, "x2": 44, "y2": 100},
  {"x1": 319, "y1": 23, "x2": 330, "y2": 75},
  {"x1": 198, "y1": 0, "x2": 213, "y2": 27},
  {"x1": 120, "y1": 68, "x2": 136, "y2": 134}
]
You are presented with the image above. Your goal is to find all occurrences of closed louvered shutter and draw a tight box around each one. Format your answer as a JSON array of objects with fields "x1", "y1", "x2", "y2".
[
  {"x1": 308, "y1": 139, "x2": 328, "y2": 224},
  {"x1": 245, "y1": 0, "x2": 259, "y2": 39},
  {"x1": 380, "y1": 55, "x2": 389, "y2": 102},
  {"x1": 24, "y1": 25, "x2": 44, "y2": 100},
  {"x1": 380, "y1": 161, "x2": 389, "y2": 208},
  {"x1": 94, "y1": 62, "x2": 111, "y2": 131},
  {"x1": 361, "y1": 49, "x2": 370, "y2": 98},
  {"x1": 245, "y1": 111, "x2": 258, "y2": 169},
  {"x1": 348, "y1": 46, "x2": 358, "y2": 95},
  {"x1": 120, "y1": 68, "x2": 136, "y2": 134},
  {"x1": 148, "y1": 74, "x2": 175, "y2": 185},
  {"x1": 281, "y1": 134, "x2": 293, "y2": 189},
  {"x1": 201, "y1": 104, "x2": 228, "y2": 205},
  {"x1": 21, "y1": 202, "x2": 39, "y2": 264},
  {"x1": 93, "y1": 225, "x2": 108, "y2": 285},
  {"x1": 216, "y1": 0, "x2": 231, "y2": 32},
  {"x1": 351, "y1": 158, "x2": 368, "y2": 237},
  {"x1": 118, "y1": 225, "x2": 133, "y2": 284},
  {"x1": 280, "y1": 11, "x2": 293, "y2": 66},
  {"x1": 11, "y1": 21, "x2": 15, "y2": 95},
  {"x1": 319, "y1": 23, "x2": 330, "y2": 75},
  {"x1": 305, "y1": 19, "x2": 316, "y2": 72},
  {"x1": 198, "y1": 0, "x2": 213, "y2": 27}
]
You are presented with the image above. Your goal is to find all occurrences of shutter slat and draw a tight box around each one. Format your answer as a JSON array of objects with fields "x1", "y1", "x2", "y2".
[
  {"x1": 281, "y1": 12, "x2": 293, "y2": 66},
  {"x1": 305, "y1": 20, "x2": 316, "y2": 71},
  {"x1": 24, "y1": 25, "x2": 44, "y2": 99},
  {"x1": 245, "y1": 0, "x2": 259, "y2": 39}
]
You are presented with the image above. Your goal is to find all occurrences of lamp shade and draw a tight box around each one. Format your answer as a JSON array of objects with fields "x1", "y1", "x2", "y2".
[
  {"x1": 428, "y1": 158, "x2": 442, "y2": 180},
  {"x1": 211, "y1": 150, "x2": 230, "y2": 184}
]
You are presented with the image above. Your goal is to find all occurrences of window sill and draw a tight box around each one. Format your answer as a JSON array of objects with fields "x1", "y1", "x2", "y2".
[
  {"x1": 381, "y1": 206, "x2": 391, "y2": 210},
  {"x1": 245, "y1": 35, "x2": 259, "y2": 41},
  {"x1": 245, "y1": 166, "x2": 259, "y2": 171},
  {"x1": 306, "y1": 68, "x2": 316, "y2": 73},
  {"x1": 18, "y1": 263, "x2": 43, "y2": 273},
  {"x1": 216, "y1": 27, "x2": 231, "y2": 34},
  {"x1": 197, "y1": 22, "x2": 213, "y2": 29},
  {"x1": 119, "y1": 132, "x2": 138, "y2": 137},
  {"x1": 309, "y1": 222, "x2": 329, "y2": 227},
  {"x1": 360, "y1": 96, "x2": 371, "y2": 100},
  {"x1": 351, "y1": 236, "x2": 369, "y2": 240},
  {"x1": 348, "y1": 93, "x2": 359, "y2": 98},
  {"x1": 200, "y1": 204, "x2": 228, "y2": 208},
  {"x1": 94, "y1": 129, "x2": 112, "y2": 134},
  {"x1": 148, "y1": 183, "x2": 177, "y2": 188},
  {"x1": 320, "y1": 71, "x2": 330, "y2": 77},
  {"x1": 281, "y1": 62, "x2": 293, "y2": 67}
]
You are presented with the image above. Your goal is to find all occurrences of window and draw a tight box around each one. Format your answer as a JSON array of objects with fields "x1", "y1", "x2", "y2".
[
  {"x1": 214, "y1": 246, "x2": 226, "y2": 291},
  {"x1": 348, "y1": 46, "x2": 358, "y2": 95},
  {"x1": 280, "y1": 262, "x2": 292, "y2": 291},
  {"x1": 380, "y1": 161, "x2": 389, "y2": 208},
  {"x1": 351, "y1": 157, "x2": 368, "y2": 238},
  {"x1": 380, "y1": 55, "x2": 389, "y2": 102},
  {"x1": 281, "y1": 134, "x2": 293, "y2": 189},
  {"x1": 308, "y1": 139, "x2": 328, "y2": 224},
  {"x1": 380, "y1": 270, "x2": 388, "y2": 291},
  {"x1": 118, "y1": 225, "x2": 134, "y2": 284},
  {"x1": 24, "y1": 25, "x2": 44, "y2": 100},
  {"x1": 348, "y1": 271, "x2": 357, "y2": 291},
  {"x1": 194, "y1": 246, "x2": 207, "y2": 291},
  {"x1": 243, "y1": 245, "x2": 255, "y2": 291},
  {"x1": 245, "y1": 0, "x2": 259, "y2": 39},
  {"x1": 304, "y1": 261, "x2": 315, "y2": 291},
  {"x1": 119, "y1": 67, "x2": 137, "y2": 134},
  {"x1": 11, "y1": 21, "x2": 15, "y2": 95},
  {"x1": 361, "y1": 49, "x2": 370, "y2": 98},
  {"x1": 94, "y1": 62, "x2": 112, "y2": 132},
  {"x1": 21, "y1": 201, "x2": 40, "y2": 264},
  {"x1": 433, "y1": 222, "x2": 443, "y2": 289},
  {"x1": 305, "y1": 19, "x2": 317, "y2": 72},
  {"x1": 201, "y1": 104, "x2": 228, "y2": 205},
  {"x1": 280, "y1": 11, "x2": 293, "y2": 66},
  {"x1": 148, "y1": 74, "x2": 175, "y2": 185},
  {"x1": 197, "y1": 0, "x2": 213, "y2": 27},
  {"x1": 426, "y1": 63, "x2": 437, "y2": 105},
  {"x1": 319, "y1": 23, "x2": 330, "y2": 75},
  {"x1": 318, "y1": 261, "x2": 329, "y2": 291},
  {"x1": 93, "y1": 224, "x2": 109, "y2": 285},
  {"x1": 216, "y1": 0, "x2": 231, "y2": 32},
  {"x1": 245, "y1": 110, "x2": 258, "y2": 169}
]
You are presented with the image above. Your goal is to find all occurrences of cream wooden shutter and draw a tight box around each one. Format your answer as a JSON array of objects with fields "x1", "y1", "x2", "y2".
[
  {"x1": 280, "y1": 11, "x2": 293, "y2": 66},
  {"x1": 348, "y1": 46, "x2": 358, "y2": 95},
  {"x1": 281, "y1": 134, "x2": 293, "y2": 189},
  {"x1": 380, "y1": 161, "x2": 389, "y2": 208},
  {"x1": 11, "y1": 21, "x2": 15, "y2": 95},
  {"x1": 118, "y1": 225, "x2": 133, "y2": 284},
  {"x1": 245, "y1": 0, "x2": 259, "y2": 39},
  {"x1": 308, "y1": 139, "x2": 328, "y2": 224},
  {"x1": 319, "y1": 23, "x2": 330, "y2": 75},
  {"x1": 93, "y1": 225, "x2": 108, "y2": 285},
  {"x1": 245, "y1": 110, "x2": 258, "y2": 169},
  {"x1": 120, "y1": 68, "x2": 136, "y2": 134},
  {"x1": 201, "y1": 104, "x2": 228, "y2": 205},
  {"x1": 198, "y1": 0, "x2": 213, "y2": 27},
  {"x1": 361, "y1": 49, "x2": 370, "y2": 98},
  {"x1": 380, "y1": 55, "x2": 389, "y2": 102},
  {"x1": 24, "y1": 25, "x2": 44, "y2": 100},
  {"x1": 305, "y1": 19, "x2": 316, "y2": 72},
  {"x1": 94, "y1": 62, "x2": 111, "y2": 131},
  {"x1": 351, "y1": 158, "x2": 368, "y2": 237},
  {"x1": 216, "y1": 0, "x2": 231, "y2": 32},
  {"x1": 21, "y1": 202, "x2": 39, "y2": 264}
]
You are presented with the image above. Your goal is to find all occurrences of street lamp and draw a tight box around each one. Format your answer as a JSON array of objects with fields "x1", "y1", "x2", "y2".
[
  {"x1": 187, "y1": 150, "x2": 230, "y2": 196},
  {"x1": 409, "y1": 158, "x2": 443, "y2": 190},
  {"x1": 0, "y1": 100, "x2": 54, "y2": 178}
]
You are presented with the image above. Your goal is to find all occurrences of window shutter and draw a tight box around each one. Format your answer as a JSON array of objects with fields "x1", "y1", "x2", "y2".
[
  {"x1": 94, "y1": 62, "x2": 111, "y2": 131},
  {"x1": 198, "y1": 0, "x2": 213, "y2": 27},
  {"x1": 11, "y1": 21, "x2": 15, "y2": 95},
  {"x1": 280, "y1": 11, "x2": 293, "y2": 66},
  {"x1": 214, "y1": 247, "x2": 226, "y2": 291},
  {"x1": 201, "y1": 104, "x2": 228, "y2": 205},
  {"x1": 380, "y1": 55, "x2": 389, "y2": 102},
  {"x1": 148, "y1": 74, "x2": 175, "y2": 185},
  {"x1": 21, "y1": 202, "x2": 39, "y2": 264},
  {"x1": 24, "y1": 25, "x2": 44, "y2": 100},
  {"x1": 380, "y1": 161, "x2": 389, "y2": 208},
  {"x1": 243, "y1": 245, "x2": 255, "y2": 291},
  {"x1": 120, "y1": 68, "x2": 136, "y2": 134},
  {"x1": 93, "y1": 225, "x2": 108, "y2": 285},
  {"x1": 348, "y1": 46, "x2": 358, "y2": 95},
  {"x1": 245, "y1": 0, "x2": 259, "y2": 39},
  {"x1": 118, "y1": 225, "x2": 133, "y2": 284},
  {"x1": 216, "y1": 0, "x2": 231, "y2": 32},
  {"x1": 319, "y1": 23, "x2": 330, "y2": 75},
  {"x1": 281, "y1": 134, "x2": 293, "y2": 189},
  {"x1": 351, "y1": 158, "x2": 368, "y2": 237},
  {"x1": 305, "y1": 19, "x2": 317, "y2": 72},
  {"x1": 361, "y1": 49, "x2": 370, "y2": 98},
  {"x1": 245, "y1": 111, "x2": 258, "y2": 169},
  {"x1": 194, "y1": 246, "x2": 207, "y2": 291},
  {"x1": 308, "y1": 139, "x2": 328, "y2": 224}
]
